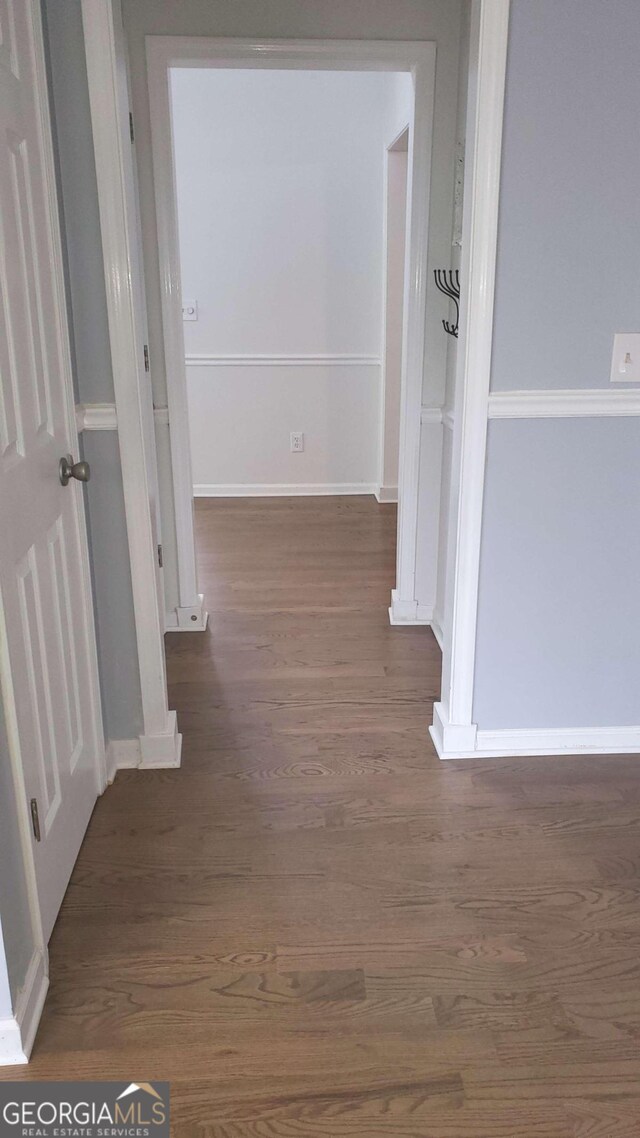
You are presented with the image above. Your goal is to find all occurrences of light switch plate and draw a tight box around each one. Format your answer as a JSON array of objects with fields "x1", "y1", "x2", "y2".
[
  {"x1": 182, "y1": 299, "x2": 198, "y2": 321},
  {"x1": 610, "y1": 333, "x2": 640, "y2": 383}
]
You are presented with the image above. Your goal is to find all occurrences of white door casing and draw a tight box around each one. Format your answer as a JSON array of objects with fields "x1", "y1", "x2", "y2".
[
  {"x1": 431, "y1": 0, "x2": 510, "y2": 758},
  {"x1": 379, "y1": 125, "x2": 409, "y2": 502},
  {"x1": 0, "y1": 0, "x2": 105, "y2": 941}
]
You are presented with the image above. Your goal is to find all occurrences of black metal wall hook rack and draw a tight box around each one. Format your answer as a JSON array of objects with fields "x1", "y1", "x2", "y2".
[{"x1": 434, "y1": 269, "x2": 460, "y2": 338}]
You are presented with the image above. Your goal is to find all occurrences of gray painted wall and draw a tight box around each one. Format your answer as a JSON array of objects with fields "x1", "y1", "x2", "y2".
[
  {"x1": 43, "y1": 0, "x2": 142, "y2": 741},
  {"x1": 473, "y1": 0, "x2": 640, "y2": 730},
  {"x1": 491, "y1": 0, "x2": 640, "y2": 393},
  {"x1": 475, "y1": 418, "x2": 640, "y2": 729}
]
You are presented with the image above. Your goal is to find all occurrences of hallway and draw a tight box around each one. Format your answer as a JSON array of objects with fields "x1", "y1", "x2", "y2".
[{"x1": 7, "y1": 497, "x2": 640, "y2": 1134}]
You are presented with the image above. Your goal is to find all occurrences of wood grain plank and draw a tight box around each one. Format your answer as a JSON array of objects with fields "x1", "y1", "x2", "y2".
[{"x1": 565, "y1": 1099, "x2": 640, "y2": 1137}]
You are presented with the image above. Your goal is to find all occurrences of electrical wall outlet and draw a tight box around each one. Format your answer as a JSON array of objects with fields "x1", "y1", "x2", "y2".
[
  {"x1": 290, "y1": 432, "x2": 304, "y2": 453},
  {"x1": 182, "y1": 299, "x2": 198, "y2": 321},
  {"x1": 611, "y1": 333, "x2": 640, "y2": 383}
]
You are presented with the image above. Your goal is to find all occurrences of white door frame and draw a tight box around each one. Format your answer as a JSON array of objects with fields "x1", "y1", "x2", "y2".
[
  {"x1": 431, "y1": 0, "x2": 511, "y2": 758},
  {"x1": 377, "y1": 124, "x2": 409, "y2": 505},
  {"x1": 145, "y1": 36, "x2": 436, "y2": 622},
  {"x1": 81, "y1": 0, "x2": 181, "y2": 769}
]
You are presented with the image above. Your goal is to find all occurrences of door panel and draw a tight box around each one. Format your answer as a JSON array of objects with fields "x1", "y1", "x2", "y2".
[
  {"x1": 0, "y1": 0, "x2": 104, "y2": 942},
  {"x1": 47, "y1": 517, "x2": 84, "y2": 776}
]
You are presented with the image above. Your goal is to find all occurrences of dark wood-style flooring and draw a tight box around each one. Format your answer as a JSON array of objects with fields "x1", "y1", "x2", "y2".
[{"x1": 7, "y1": 497, "x2": 640, "y2": 1135}]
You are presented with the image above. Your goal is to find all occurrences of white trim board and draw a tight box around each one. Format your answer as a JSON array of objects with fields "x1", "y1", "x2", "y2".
[
  {"x1": 431, "y1": 724, "x2": 640, "y2": 761},
  {"x1": 105, "y1": 738, "x2": 140, "y2": 781},
  {"x1": 420, "y1": 406, "x2": 444, "y2": 425},
  {"x1": 430, "y1": 616, "x2": 444, "y2": 650},
  {"x1": 76, "y1": 402, "x2": 118, "y2": 431},
  {"x1": 375, "y1": 485, "x2": 398, "y2": 503},
  {"x1": 0, "y1": 1013, "x2": 26, "y2": 1066},
  {"x1": 194, "y1": 483, "x2": 378, "y2": 498},
  {"x1": 76, "y1": 403, "x2": 171, "y2": 431},
  {"x1": 185, "y1": 353, "x2": 380, "y2": 368},
  {"x1": 105, "y1": 719, "x2": 182, "y2": 781},
  {"x1": 146, "y1": 35, "x2": 437, "y2": 642},
  {"x1": 433, "y1": 0, "x2": 511, "y2": 760},
  {"x1": 388, "y1": 590, "x2": 434, "y2": 625},
  {"x1": 0, "y1": 949, "x2": 48, "y2": 1067},
  {"x1": 488, "y1": 388, "x2": 640, "y2": 418},
  {"x1": 165, "y1": 594, "x2": 208, "y2": 631}
]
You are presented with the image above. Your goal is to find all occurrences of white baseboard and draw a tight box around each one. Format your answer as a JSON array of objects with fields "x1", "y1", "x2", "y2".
[
  {"x1": 0, "y1": 949, "x2": 48, "y2": 1066},
  {"x1": 431, "y1": 703, "x2": 640, "y2": 760},
  {"x1": 139, "y1": 711, "x2": 182, "y2": 769},
  {"x1": 0, "y1": 1015, "x2": 25, "y2": 1066},
  {"x1": 476, "y1": 726, "x2": 640, "y2": 757},
  {"x1": 106, "y1": 712, "x2": 182, "y2": 776},
  {"x1": 431, "y1": 615, "x2": 444, "y2": 650},
  {"x1": 375, "y1": 484, "x2": 398, "y2": 503},
  {"x1": 106, "y1": 738, "x2": 141, "y2": 781},
  {"x1": 165, "y1": 594, "x2": 208, "y2": 632},
  {"x1": 388, "y1": 589, "x2": 434, "y2": 625},
  {"x1": 430, "y1": 703, "x2": 478, "y2": 758},
  {"x1": 194, "y1": 483, "x2": 378, "y2": 498}
]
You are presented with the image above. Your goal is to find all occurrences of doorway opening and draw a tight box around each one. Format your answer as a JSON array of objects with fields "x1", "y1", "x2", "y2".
[{"x1": 146, "y1": 39, "x2": 436, "y2": 638}]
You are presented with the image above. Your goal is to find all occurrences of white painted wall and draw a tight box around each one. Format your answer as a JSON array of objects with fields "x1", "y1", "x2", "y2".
[
  {"x1": 170, "y1": 68, "x2": 411, "y2": 493},
  {"x1": 187, "y1": 363, "x2": 380, "y2": 495}
]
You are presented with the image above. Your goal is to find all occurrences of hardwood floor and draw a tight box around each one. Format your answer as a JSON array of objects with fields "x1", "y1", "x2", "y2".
[{"x1": 6, "y1": 496, "x2": 640, "y2": 1135}]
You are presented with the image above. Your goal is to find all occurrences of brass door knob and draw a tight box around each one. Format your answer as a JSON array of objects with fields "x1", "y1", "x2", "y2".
[{"x1": 59, "y1": 454, "x2": 91, "y2": 486}]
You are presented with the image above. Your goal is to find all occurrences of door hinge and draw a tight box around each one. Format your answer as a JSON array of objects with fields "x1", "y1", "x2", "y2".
[
  {"x1": 129, "y1": 112, "x2": 135, "y2": 143},
  {"x1": 157, "y1": 544, "x2": 163, "y2": 568},
  {"x1": 143, "y1": 344, "x2": 150, "y2": 372},
  {"x1": 30, "y1": 798, "x2": 41, "y2": 842}
]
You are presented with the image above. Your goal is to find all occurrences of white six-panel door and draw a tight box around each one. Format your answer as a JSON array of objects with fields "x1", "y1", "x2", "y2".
[{"x1": 0, "y1": 0, "x2": 104, "y2": 942}]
